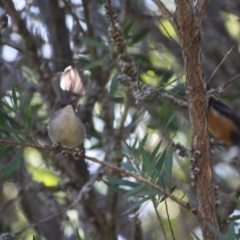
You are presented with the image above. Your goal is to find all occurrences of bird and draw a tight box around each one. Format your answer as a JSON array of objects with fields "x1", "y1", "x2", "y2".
[
  {"x1": 207, "y1": 96, "x2": 240, "y2": 146},
  {"x1": 48, "y1": 66, "x2": 90, "y2": 148}
]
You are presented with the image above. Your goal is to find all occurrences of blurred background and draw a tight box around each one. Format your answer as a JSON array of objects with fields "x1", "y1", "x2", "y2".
[{"x1": 0, "y1": 0, "x2": 240, "y2": 239}]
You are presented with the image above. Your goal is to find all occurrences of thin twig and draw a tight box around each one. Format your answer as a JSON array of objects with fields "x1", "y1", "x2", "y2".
[
  {"x1": 117, "y1": 88, "x2": 130, "y2": 137},
  {"x1": 0, "y1": 197, "x2": 17, "y2": 214},
  {"x1": 151, "y1": 0, "x2": 176, "y2": 30},
  {"x1": 207, "y1": 74, "x2": 240, "y2": 96},
  {"x1": 152, "y1": 199, "x2": 167, "y2": 240},
  {"x1": 195, "y1": 0, "x2": 208, "y2": 18},
  {"x1": 155, "y1": 12, "x2": 180, "y2": 47},
  {"x1": 62, "y1": 0, "x2": 86, "y2": 35},
  {"x1": 13, "y1": 169, "x2": 102, "y2": 236},
  {"x1": 82, "y1": 0, "x2": 98, "y2": 62},
  {"x1": 164, "y1": 199, "x2": 176, "y2": 240},
  {"x1": 162, "y1": 179, "x2": 176, "y2": 240},
  {"x1": 0, "y1": 138, "x2": 191, "y2": 210},
  {"x1": 207, "y1": 45, "x2": 236, "y2": 84}
]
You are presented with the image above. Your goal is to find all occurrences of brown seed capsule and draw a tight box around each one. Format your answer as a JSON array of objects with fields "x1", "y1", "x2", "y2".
[
  {"x1": 61, "y1": 150, "x2": 68, "y2": 158},
  {"x1": 194, "y1": 150, "x2": 201, "y2": 157},
  {"x1": 215, "y1": 200, "x2": 221, "y2": 207},
  {"x1": 191, "y1": 208, "x2": 197, "y2": 214},
  {"x1": 190, "y1": 157, "x2": 196, "y2": 163},
  {"x1": 190, "y1": 173, "x2": 196, "y2": 180},
  {"x1": 193, "y1": 167, "x2": 200, "y2": 174}
]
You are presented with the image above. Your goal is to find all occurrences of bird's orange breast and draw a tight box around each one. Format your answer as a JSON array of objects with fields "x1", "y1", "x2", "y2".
[{"x1": 207, "y1": 106, "x2": 238, "y2": 145}]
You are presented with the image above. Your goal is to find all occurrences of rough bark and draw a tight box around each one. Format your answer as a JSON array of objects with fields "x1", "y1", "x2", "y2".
[{"x1": 175, "y1": 1, "x2": 219, "y2": 239}]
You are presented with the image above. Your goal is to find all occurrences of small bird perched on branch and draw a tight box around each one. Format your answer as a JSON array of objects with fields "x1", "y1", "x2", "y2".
[
  {"x1": 207, "y1": 97, "x2": 240, "y2": 146},
  {"x1": 48, "y1": 66, "x2": 90, "y2": 148}
]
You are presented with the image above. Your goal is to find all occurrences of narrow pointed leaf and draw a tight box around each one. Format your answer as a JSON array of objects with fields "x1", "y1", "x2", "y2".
[
  {"x1": 130, "y1": 29, "x2": 149, "y2": 45},
  {"x1": 0, "y1": 125, "x2": 23, "y2": 136},
  {"x1": 191, "y1": 231, "x2": 201, "y2": 240},
  {"x1": 103, "y1": 180, "x2": 127, "y2": 194},
  {"x1": 0, "y1": 111, "x2": 22, "y2": 129},
  {"x1": 0, "y1": 146, "x2": 15, "y2": 159},
  {"x1": 11, "y1": 86, "x2": 18, "y2": 109},
  {"x1": 156, "y1": 149, "x2": 167, "y2": 172},
  {"x1": 81, "y1": 37, "x2": 106, "y2": 48},
  {"x1": 33, "y1": 235, "x2": 42, "y2": 240},
  {"x1": 76, "y1": 228, "x2": 83, "y2": 240},
  {"x1": 106, "y1": 178, "x2": 140, "y2": 188},
  {"x1": 139, "y1": 134, "x2": 148, "y2": 151},
  {"x1": 121, "y1": 162, "x2": 138, "y2": 173},
  {"x1": 206, "y1": 222, "x2": 227, "y2": 240},
  {"x1": 164, "y1": 148, "x2": 173, "y2": 189},
  {"x1": 21, "y1": 96, "x2": 32, "y2": 129},
  {"x1": 227, "y1": 221, "x2": 236, "y2": 239},
  {"x1": 0, "y1": 149, "x2": 23, "y2": 177},
  {"x1": 123, "y1": 20, "x2": 134, "y2": 37},
  {"x1": 149, "y1": 141, "x2": 162, "y2": 162},
  {"x1": 122, "y1": 184, "x2": 145, "y2": 198},
  {"x1": 122, "y1": 196, "x2": 152, "y2": 215},
  {"x1": 83, "y1": 59, "x2": 105, "y2": 70}
]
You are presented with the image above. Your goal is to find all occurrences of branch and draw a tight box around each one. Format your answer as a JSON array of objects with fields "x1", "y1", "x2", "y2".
[
  {"x1": 2, "y1": 0, "x2": 41, "y2": 69},
  {"x1": 207, "y1": 45, "x2": 236, "y2": 85},
  {"x1": 62, "y1": 0, "x2": 86, "y2": 35},
  {"x1": 195, "y1": 0, "x2": 208, "y2": 18},
  {"x1": 207, "y1": 74, "x2": 240, "y2": 96},
  {"x1": 117, "y1": 74, "x2": 188, "y2": 108},
  {"x1": 13, "y1": 168, "x2": 103, "y2": 236},
  {"x1": 0, "y1": 138, "x2": 191, "y2": 211},
  {"x1": 151, "y1": 0, "x2": 177, "y2": 30}
]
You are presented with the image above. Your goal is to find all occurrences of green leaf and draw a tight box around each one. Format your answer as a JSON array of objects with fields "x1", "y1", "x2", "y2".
[
  {"x1": 132, "y1": 53, "x2": 151, "y2": 64},
  {"x1": 123, "y1": 21, "x2": 134, "y2": 37},
  {"x1": 142, "y1": 152, "x2": 152, "y2": 177},
  {"x1": 0, "y1": 111, "x2": 22, "y2": 129},
  {"x1": 228, "y1": 215, "x2": 240, "y2": 221},
  {"x1": 0, "y1": 146, "x2": 15, "y2": 159},
  {"x1": 132, "y1": 137, "x2": 138, "y2": 150},
  {"x1": 160, "y1": 71, "x2": 174, "y2": 84},
  {"x1": 33, "y1": 235, "x2": 42, "y2": 240},
  {"x1": 1, "y1": 98, "x2": 14, "y2": 110},
  {"x1": 103, "y1": 181, "x2": 127, "y2": 194},
  {"x1": 11, "y1": 86, "x2": 18, "y2": 109},
  {"x1": 227, "y1": 221, "x2": 236, "y2": 239},
  {"x1": 206, "y1": 222, "x2": 227, "y2": 240},
  {"x1": 156, "y1": 149, "x2": 166, "y2": 172},
  {"x1": 0, "y1": 149, "x2": 23, "y2": 177},
  {"x1": 122, "y1": 184, "x2": 145, "y2": 198},
  {"x1": 191, "y1": 231, "x2": 201, "y2": 240},
  {"x1": 108, "y1": 96, "x2": 124, "y2": 103},
  {"x1": 149, "y1": 141, "x2": 162, "y2": 163},
  {"x1": 130, "y1": 28, "x2": 149, "y2": 45},
  {"x1": 21, "y1": 96, "x2": 32, "y2": 129},
  {"x1": 150, "y1": 161, "x2": 163, "y2": 181},
  {"x1": 139, "y1": 134, "x2": 148, "y2": 151},
  {"x1": 121, "y1": 162, "x2": 138, "y2": 173},
  {"x1": 76, "y1": 228, "x2": 83, "y2": 240},
  {"x1": 164, "y1": 148, "x2": 173, "y2": 189},
  {"x1": 0, "y1": 125, "x2": 23, "y2": 136},
  {"x1": 106, "y1": 178, "x2": 140, "y2": 188},
  {"x1": 135, "y1": 189, "x2": 160, "y2": 197},
  {"x1": 83, "y1": 59, "x2": 106, "y2": 71},
  {"x1": 113, "y1": 150, "x2": 131, "y2": 159},
  {"x1": 109, "y1": 76, "x2": 118, "y2": 94},
  {"x1": 122, "y1": 196, "x2": 151, "y2": 215},
  {"x1": 80, "y1": 37, "x2": 106, "y2": 48},
  {"x1": 231, "y1": 196, "x2": 240, "y2": 205}
]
